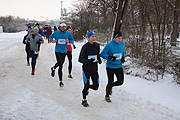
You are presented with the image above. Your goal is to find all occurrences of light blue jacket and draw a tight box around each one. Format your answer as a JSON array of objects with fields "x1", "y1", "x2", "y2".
[
  {"x1": 100, "y1": 39, "x2": 125, "y2": 69},
  {"x1": 50, "y1": 30, "x2": 74, "y2": 53}
]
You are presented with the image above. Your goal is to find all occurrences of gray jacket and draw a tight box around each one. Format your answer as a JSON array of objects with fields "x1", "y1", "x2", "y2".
[{"x1": 27, "y1": 33, "x2": 44, "y2": 52}]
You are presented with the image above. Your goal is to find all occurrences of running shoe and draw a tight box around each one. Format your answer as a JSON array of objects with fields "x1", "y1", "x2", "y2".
[
  {"x1": 82, "y1": 100, "x2": 89, "y2": 107},
  {"x1": 68, "y1": 74, "x2": 73, "y2": 78},
  {"x1": 59, "y1": 81, "x2": 64, "y2": 87},
  {"x1": 51, "y1": 67, "x2": 55, "y2": 77},
  {"x1": 104, "y1": 96, "x2": 112, "y2": 103},
  {"x1": 31, "y1": 69, "x2": 35, "y2": 75}
]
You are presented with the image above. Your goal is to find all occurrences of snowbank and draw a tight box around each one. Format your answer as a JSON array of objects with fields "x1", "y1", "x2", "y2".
[{"x1": 0, "y1": 31, "x2": 180, "y2": 120}]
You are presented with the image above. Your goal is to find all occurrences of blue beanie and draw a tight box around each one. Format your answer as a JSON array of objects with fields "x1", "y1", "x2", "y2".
[{"x1": 88, "y1": 30, "x2": 96, "y2": 38}]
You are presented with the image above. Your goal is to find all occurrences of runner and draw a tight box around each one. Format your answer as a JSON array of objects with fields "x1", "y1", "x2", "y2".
[
  {"x1": 78, "y1": 30, "x2": 101, "y2": 107},
  {"x1": 50, "y1": 22, "x2": 74, "y2": 87},
  {"x1": 51, "y1": 26, "x2": 76, "y2": 78},
  {"x1": 46, "y1": 25, "x2": 52, "y2": 43},
  {"x1": 26, "y1": 26, "x2": 44, "y2": 75},
  {"x1": 100, "y1": 31, "x2": 125, "y2": 103},
  {"x1": 66, "y1": 26, "x2": 76, "y2": 78},
  {"x1": 22, "y1": 28, "x2": 31, "y2": 66}
]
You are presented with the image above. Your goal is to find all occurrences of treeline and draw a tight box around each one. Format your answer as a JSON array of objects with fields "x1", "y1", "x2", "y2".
[
  {"x1": 69, "y1": 0, "x2": 180, "y2": 83},
  {"x1": 0, "y1": 16, "x2": 27, "y2": 32}
]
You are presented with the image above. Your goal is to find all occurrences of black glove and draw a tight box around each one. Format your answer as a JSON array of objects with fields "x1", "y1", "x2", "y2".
[
  {"x1": 121, "y1": 57, "x2": 125, "y2": 63},
  {"x1": 98, "y1": 59, "x2": 102, "y2": 64},
  {"x1": 39, "y1": 39, "x2": 43, "y2": 41},
  {"x1": 36, "y1": 41, "x2": 41, "y2": 44},
  {"x1": 73, "y1": 45, "x2": 76, "y2": 49},
  {"x1": 27, "y1": 38, "x2": 30, "y2": 43},
  {"x1": 88, "y1": 58, "x2": 95, "y2": 63},
  {"x1": 108, "y1": 56, "x2": 117, "y2": 61}
]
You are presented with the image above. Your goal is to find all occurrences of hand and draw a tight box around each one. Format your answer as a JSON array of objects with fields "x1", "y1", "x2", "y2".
[
  {"x1": 108, "y1": 56, "x2": 117, "y2": 61},
  {"x1": 36, "y1": 41, "x2": 41, "y2": 44},
  {"x1": 121, "y1": 57, "x2": 125, "y2": 63},
  {"x1": 66, "y1": 38, "x2": 69, "y2": 43},
  {"x1": 52, "y1": 40, "x2": 57, "y2": 43},
  {"x1": 88, "y1": 58, "x2": 95, "y2": 63},
  {"x1": 73, "y1": 45, "x2": 76, "y2": 49}
]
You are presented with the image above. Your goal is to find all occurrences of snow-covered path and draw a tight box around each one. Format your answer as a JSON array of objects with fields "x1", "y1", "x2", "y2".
[{"x1": 0, "y1": 31, "x2": 180, "y2": 120}]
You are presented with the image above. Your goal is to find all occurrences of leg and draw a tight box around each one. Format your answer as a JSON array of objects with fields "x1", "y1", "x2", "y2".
[
  {"x1": 26, "y1": 49, "x2": 30, "y2": 64},
  {"x1": 67, "y1": 51, "x2": 72, "y2": 74},
  {"x1": 89, "y1": 71, "x2": 99, "y2": 90},
  {"x1": 30, "y1": 50, "x2": 38, "y2": 70},
  {"x1": 53, "y1": 62, "x2": 59, "y2": 69},
  {"x1": 113, "y1": 67, "x2": 124, "y2": 87},
  {"x1": 55, "y1": 52, "x2": 66, "y2": 81},
  {"x1": 106, "y1": 68, "x2": 115, "y2": 97},
  {"x1": 82, "y1": 70, "x2": 90, "y2": 99}
]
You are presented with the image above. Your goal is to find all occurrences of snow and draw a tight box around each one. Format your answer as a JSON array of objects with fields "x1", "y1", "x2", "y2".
[{"x1": 0, "y1": 31, "x2": 180, "y2": 120}]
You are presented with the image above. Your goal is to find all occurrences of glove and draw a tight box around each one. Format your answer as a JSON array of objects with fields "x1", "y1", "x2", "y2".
[
  {"x1": 27, "y1": 38, "x2": 30, "y2": 43},
  {"x1": 36, "y1": 41, "x2": 41, "y2": 44},
  {"x1": 73, "y1": 45, "x2": 76, "y2": 49},
  {"x1": 108, "y1": 56, "x2": 117, "y2": 61},
  {"x1": 121, "y1": 57, "x2": 125, "y2": 63},
  {"x1": 88, "y1": 58, "x2": 95, "y2": 63}
]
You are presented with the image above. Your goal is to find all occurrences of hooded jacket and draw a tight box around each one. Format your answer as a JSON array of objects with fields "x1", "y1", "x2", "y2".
[{"x1": 26, "y1": 33, "x2": 44, "y2": 52}]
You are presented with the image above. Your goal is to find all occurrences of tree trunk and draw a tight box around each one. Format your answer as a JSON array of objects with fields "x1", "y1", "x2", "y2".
[
  {"x1": 114, "y1": 0, "x2": 129, "y2": 31},
  {"x1": 171, "y1": 0, "x2": 179, "y2": 46}
]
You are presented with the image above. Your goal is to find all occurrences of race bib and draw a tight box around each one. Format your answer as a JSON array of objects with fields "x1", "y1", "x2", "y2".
[
  {"x1": 113, "y1": 53, "x2": 122, "y2": 60},
  {"x1": 58, "y1": 39, "x2": 66, "y2": 44},
  {"x1": 88, "y1": 55, "x2": 97, "y2": 62}
]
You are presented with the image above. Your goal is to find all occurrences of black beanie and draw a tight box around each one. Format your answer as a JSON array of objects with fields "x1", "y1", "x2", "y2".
[{"x1": 113, "y1": 31, "x2": 122, "y2": 39}]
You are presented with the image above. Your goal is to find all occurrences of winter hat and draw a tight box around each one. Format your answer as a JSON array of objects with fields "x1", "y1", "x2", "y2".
[
  {"x1": 113, "y1": 31, "x2": 122, "y2": 39},
  {"x1": 35, "y1": 23, "x2": 39, "y2": 26},
  {"x1": 59, "y1": 22, "x2": 66, "y2": 27},
  {"x1": 33, "y1": 26, "x2": 39, "y2": 31},
  {"x1": 88, "y1": 30, "x2": 96, "y2": 38},
  {"x1": 66, "y1": 26, "x2": 72, "y2": 30}
]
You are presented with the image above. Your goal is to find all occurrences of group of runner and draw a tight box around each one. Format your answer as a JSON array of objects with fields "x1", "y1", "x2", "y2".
[{"x1": 23, "y1": 22, "x2": 125, "y2": 107}]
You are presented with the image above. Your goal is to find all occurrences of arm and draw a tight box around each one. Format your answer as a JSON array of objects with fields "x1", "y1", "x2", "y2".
[
  {"x1": 22, "y1": 35, "x2": 27, "y2": 44},
  {"x1": 97, "y1": 44, "x2": 102, "y2": 64},
  {"x1": 49, "y1": 33, "x2": 57, "y2": 43},
  {"x1": 39, "y1": 35, "x2": 44, "y2": 44},
  {"x1": 100, "y1": 44, "x2": 110, "y2": 60},
  {"x1": 68, "y1": 32, "x2": 74, "y2": 44},
  {"x1": 78, "y1": 46, "x2": 89, "y2": 64}
]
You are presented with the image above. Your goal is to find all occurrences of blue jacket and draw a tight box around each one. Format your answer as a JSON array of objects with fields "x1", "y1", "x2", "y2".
[
  {"x1": 100, "y1": 39, "x2": 125, "y2": 69},
  {"x1": 38, "y1": 28, "x2": 44, "y2": 37},
  {"x1": 50, "y1": 30, "x2": 74, "y2": 53}
]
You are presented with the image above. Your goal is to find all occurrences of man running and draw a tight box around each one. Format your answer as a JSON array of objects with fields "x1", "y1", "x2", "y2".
[
  {"x1": 100, "y1": 31, "x2": 125, "y2": 103},
  {"x1": 78, "y1": 30, "x2": 101, "y2": 107},
  {"x1": 26, "y1": 27, "x2": 44, "y2": 75},
  {"x1": 50, "y1": 22, "x2": 74, "y2": 87}
]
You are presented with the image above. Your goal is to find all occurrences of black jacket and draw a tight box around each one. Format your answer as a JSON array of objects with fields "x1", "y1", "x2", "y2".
[
  {"x1": 22, "y1": 34, "x2": 30, "y2": 51},
  {"x1": 78, "y1": 42, "x2": 101, "y2": 72}
]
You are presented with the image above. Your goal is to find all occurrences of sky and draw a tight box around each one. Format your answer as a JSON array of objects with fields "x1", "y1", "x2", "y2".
[{"x1": 0, "y1": 0, "x2": 75, "y2": 21}]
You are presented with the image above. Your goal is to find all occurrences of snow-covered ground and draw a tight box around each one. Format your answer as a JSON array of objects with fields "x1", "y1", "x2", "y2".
[{"x1": 0, "y1": 31, "x2": 180, "y2": 120}]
